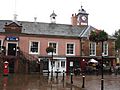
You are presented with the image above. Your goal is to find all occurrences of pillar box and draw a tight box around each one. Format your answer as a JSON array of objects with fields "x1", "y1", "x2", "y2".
[{"x1": 3, "y1": 61, "x2": 9, "y2": 76}]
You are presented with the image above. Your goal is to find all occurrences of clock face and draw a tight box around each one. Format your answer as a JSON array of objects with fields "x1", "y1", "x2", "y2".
[{"x1": 81, "y1": 16, "x2": 87, "y2": 21}]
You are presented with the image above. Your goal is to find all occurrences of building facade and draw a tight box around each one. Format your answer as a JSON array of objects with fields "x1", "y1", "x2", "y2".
[{"x1": 0, "y1": 7, "x2": 116, "y2": 74}]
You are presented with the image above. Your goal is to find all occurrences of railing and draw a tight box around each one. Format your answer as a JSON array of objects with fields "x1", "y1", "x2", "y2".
[
  {"x1": 18, "y1": 50, "x2": 38, "y2": 62},
  {"x1": 17, "y1": 50, "x2": 38, "y2": 73},
  {"x1": 0, "y1": 50, "x2": 5, "y2": 73}
]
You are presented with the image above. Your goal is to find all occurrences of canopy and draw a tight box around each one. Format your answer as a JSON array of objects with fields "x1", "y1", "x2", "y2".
[{"x1": 88, "y1": 59, "x2": 98, "y2": 63}]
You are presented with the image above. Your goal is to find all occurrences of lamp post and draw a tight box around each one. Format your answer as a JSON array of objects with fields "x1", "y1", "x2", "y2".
[
  {"x1": 70, "y1": 61, "x2": 73, "y2": 84},
  {"x1": 101, "y1": 41, "x2": 104, "y2": 90},
  {"x1": 82, "y1": 59, "x2": 85, "y2": 88},
  {"x1": 89, "y1": 30, "x2": 108, "y2": 90},
  {"x1": 38, "y1": 58, "x2": 41, "y2": 73},
  {"x1": 46, "y1": 46, "x2": 54, "y2": 81}
]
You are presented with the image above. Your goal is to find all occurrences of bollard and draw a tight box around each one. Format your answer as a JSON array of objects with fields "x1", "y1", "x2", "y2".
[
  {"x1": 82, "y1": 75, "x2": 85, "y2": 88},
  {"x1": 62, "y1": 70, "x2": 65, "y2": 81},
  {"x1": 101, "y1": 78, "x2": 104, "y2": 90},
  {"x1": 56, "y1": 71, "x2": 58, "y2": 79},
  {"x1": 71, "y1": 72, "x2": 73, "y2": 84}
]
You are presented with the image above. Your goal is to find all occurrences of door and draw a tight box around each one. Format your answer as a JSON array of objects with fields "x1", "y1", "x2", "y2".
[
  {"x1": 8, "y1": 43, "x2": 17, "y2": 56},
  {"x1": 9, "y1": 61, "x2": 15, "y2": 73}
]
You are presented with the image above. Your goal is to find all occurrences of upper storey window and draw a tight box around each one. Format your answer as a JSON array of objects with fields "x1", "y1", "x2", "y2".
[
  {"x1": 66, "y1": 43, "x2": 75, "y2": 55},
  {"x1": 48, "y1": 42, "x2": 58, "y2": 55},
  {"x1": 89, "y1": 42, "x2": 96, "y2": 56},
  {"x1": 29, "y1": 41, "x2": 40, "y2": 54}
]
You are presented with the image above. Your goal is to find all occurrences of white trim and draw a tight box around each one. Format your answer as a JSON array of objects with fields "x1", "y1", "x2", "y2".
[
  {"x1": 29, "y1": 40, "x2": 40, "y2": 55},
  {"x1": 80, "y1": 25, "x2": 91, "y2": 37},
  {"x1": 53, "y1": 57, "x2": 66, "y2": 59},
  {"x1": 66, "y1": 42, "x2": 75, "y2": 55},
  {"x1": 6, "y1": 42, "x2": 18, "y2": 56},
  {"x1": 48, "y1": 41, "x2": 58, "y2": 55},
  {"x1": 89, "y1": 42, "x2": 96, "y2": 56},
  {"x1": 0, "y1": 39, "x2": 3, "y2": 47},
  {"x1": 103, "y1": 42, "x2": 108, "y2": 56}
]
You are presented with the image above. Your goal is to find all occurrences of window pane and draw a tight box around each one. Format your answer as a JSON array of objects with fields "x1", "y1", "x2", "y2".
[
  {"x1": 90, "y1": 42, "x2": 96, "y2": 55},
  {"x1": 61, "y1": 61, "x2": 65, "y2": 68},
  {"x1": 49, "y1": 43, "x2": 57, "y2": 54},
  {"x1": 30, "y1": 42, "x2": 38, "y2": 53},
  {"x1": 67, "y1": 44, "x2": 74, "y2": 54}
]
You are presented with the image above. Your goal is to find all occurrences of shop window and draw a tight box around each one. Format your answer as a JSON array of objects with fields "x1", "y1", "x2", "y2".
[{"x1": 61, "y1": 61, "x2": 65, "y2": 68}]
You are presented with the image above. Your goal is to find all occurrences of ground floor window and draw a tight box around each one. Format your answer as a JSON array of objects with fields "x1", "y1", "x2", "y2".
[{"x1": 61, "y1": 61, "x2": 65, "y2": 68}]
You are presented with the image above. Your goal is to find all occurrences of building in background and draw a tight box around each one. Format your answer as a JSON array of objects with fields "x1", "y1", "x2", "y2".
[{"x1": 0, "y1": 6, "x2": 116, "y2": 74}]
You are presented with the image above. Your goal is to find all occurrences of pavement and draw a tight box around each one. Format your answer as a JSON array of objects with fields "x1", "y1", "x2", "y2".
[
  {"x1": 0, "y1": 73, "x2": 120, "y2": 90},
  {"x1": 65, "y1": 74, "x2": 120, "y2": 90}
]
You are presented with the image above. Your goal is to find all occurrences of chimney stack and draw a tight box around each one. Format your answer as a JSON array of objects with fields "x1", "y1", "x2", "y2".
[{"x1": 71, "y1": 14, "x2": 77, "y2": 26}]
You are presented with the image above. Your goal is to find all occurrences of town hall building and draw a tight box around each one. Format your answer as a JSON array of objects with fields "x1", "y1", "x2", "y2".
[{"x1": 0, "y1": 6, "x2": 116, "y2": 74}]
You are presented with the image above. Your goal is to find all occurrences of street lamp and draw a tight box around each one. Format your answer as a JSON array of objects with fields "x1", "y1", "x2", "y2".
[
  {"x1": 70, "y1": 61, "x2": 73, "y2": 84},
  {"x1": 101, "y1": 51, "x2": 104, "y2": 90},
  {"x1": 89, "y1": 30, "x2": 108, "y2": 90},
  {"x1": 46, "y1": 46, "x2": 54, "y2": 80},
  {"x1": 38, "y1": 58, "x2": 41, "y2": 73},
  {"x1": 82, "y1": 59, "x2": 85, "y2": 88}
]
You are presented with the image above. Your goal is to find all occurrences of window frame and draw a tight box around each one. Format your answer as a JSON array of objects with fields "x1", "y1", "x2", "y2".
[
  {"x1": 103, "y1": 42, "x2": 108, "y2": 56},
  {"x1": 48, "y1": 41, "x2": 58, "y2": 55},
  {"x1": 0, "y1": 39, "x2": 3, "y2": 50},
  {"x1": 61, "y1": 61, "x2": 65, "y2": 68},
  {"x1": 89, "y1": 42, "x2": 96, "y2": 56},
  {"x1": 29, "y1": 40, "x2": 40, "y2": 54},
  {"x1": 66, "y1": 42, "x2": 75, "y2": 55}
]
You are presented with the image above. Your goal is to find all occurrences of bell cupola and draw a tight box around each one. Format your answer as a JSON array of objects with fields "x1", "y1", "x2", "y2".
[
  {"x1": 77, "y1": 6, "x2": 89, "y2": 26},
  {"x1": 50, "y1": 10, "x2": 57, "y2": 23}
]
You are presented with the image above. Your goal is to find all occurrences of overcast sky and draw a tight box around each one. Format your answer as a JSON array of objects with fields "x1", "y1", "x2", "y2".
[{"x1": 0, "y1": 0, "x2": 120, "y2": 35}]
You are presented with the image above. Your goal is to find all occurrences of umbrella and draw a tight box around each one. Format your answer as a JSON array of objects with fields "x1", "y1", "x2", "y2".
[{"x1": 88, "y1": 59, "x2": 98, "y2": 63}]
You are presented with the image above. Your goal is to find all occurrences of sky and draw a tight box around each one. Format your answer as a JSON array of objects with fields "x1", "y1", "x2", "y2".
[{"x1": 0, "y1": 0, "x2": 120, "y2": 35}]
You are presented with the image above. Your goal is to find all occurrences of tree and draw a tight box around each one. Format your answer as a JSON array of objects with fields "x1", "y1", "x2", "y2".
[
  {"x1": 89, "y1": 30, "x2": 108, "y2": 42},
  {"x1": 112, "y1": 29, "x2": 120, "y2": 50}
]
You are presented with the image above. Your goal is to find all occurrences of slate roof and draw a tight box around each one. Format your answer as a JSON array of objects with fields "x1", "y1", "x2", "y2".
[
  {"x1": 0, "y1": 20, "x2": 116, "y2": 39},
  {"x1": 0, "y1": 20, "x2": 88, "y2": 37}
]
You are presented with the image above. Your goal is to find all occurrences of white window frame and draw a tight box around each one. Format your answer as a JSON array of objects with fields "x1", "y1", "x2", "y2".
[
  {"x1": 29, "y1": 40, "x2": 40, "y2": 54},
  {"x1": 0, "y1": 39, "x2": 3, "y2": 50},
  {"x1": 66, "y1": 42, "x2": 75, "y2": 55},
  {"x1": 48, "y1": 41, "x2": 58, "y2": 55},
  {"x1": 103, "y1": 42, "x2": 108, "y2": 56},
  {"x1": 89, "y1": 42, "x2": 96, "y2": 56},
  {"x1": 6, "y1": 42, "x2": 18, "y2": 56},
  {"x1": 61, "y1": 61, "x2": 65, "y2": 68}
]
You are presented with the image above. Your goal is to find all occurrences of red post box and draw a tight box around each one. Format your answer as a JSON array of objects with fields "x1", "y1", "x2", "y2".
[{"x1": 3, "y1": 61, "x2": 9, "y2": 76}]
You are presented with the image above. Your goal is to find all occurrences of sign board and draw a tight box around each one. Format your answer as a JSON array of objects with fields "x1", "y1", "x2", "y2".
[
  {"x1": 6, "y1": 36, "x2": 19, "y2": 41},
  {"x1": 70, "y1": 61, "x2": 73, "y2": 67}
]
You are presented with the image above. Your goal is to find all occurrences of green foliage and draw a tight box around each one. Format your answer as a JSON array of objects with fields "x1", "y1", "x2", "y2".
[
  {"x1": 89, "y1": 30, "x2": 108, "y2": 42},
  {"x1": 46, "y1": 46, "x2": 54, "y2": 53},
  {"x1": 113, "y1": 29, "x2": 120, "y2": 49}
]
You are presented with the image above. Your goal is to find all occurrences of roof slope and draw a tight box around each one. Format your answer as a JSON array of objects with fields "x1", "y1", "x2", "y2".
[
  {"x1": 0, "y1": 20, "x2": 88, "y2": 37},
  {"x1": 0, "y1": 20, "x2": 116, "y2": 39}
]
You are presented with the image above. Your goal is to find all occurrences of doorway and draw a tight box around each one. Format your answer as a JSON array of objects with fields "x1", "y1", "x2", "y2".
[
  {"x1": 7, "y1": 43, "x2": 17, "y2": 56},
  {"x1": 9, "y1": 61, "x2": 15, "y2": 73}
]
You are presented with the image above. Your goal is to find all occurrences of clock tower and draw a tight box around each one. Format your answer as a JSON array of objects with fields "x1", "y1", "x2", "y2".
[{"x1": 77, "y1": 6, "x2": 89, "y2": 26}]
